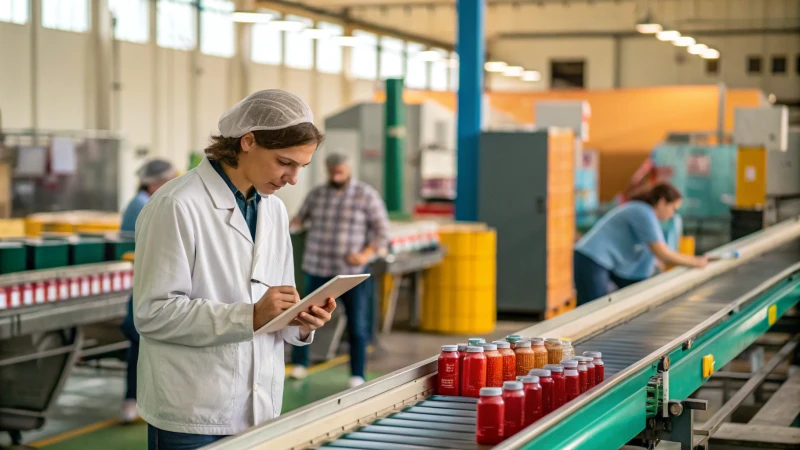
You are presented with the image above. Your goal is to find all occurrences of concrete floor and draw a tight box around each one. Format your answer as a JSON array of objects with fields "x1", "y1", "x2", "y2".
[{"x1": 1, "y1": 322, "x2": 525, "y2": 449}]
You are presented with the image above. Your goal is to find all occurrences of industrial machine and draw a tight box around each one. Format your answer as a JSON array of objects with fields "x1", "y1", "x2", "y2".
[
  {"x1": 207, "y1": 217, "x2": 800, "y2": 450},
  {"x1": 478, "y1": 129, "x2": 575, "y2": 317},
  {"x1": 0, "y1": 261, "x2": 133, "y2": 445}
]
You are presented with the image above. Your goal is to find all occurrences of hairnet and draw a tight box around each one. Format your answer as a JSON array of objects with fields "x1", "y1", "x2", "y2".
[
  {"x1": 137, "y1": 159, "x2": 177, "y2": 186},
  {"x1": 218, "y1": 89, "x2": 315, "y2": 138},
  {"x1": 326, "y1": 152, "x2": 350, "y2": 168}
]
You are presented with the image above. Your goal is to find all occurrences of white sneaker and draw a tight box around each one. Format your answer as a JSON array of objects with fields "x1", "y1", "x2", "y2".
[
  {"x1": 121, "y1": 399, "x2": 138, "y2": 423},
  {"x1": 348, "y1": 376, "x2": 366, "y2": 388},
  {"x1": 289, "y1": 365, "x2": 308, "y2": 380}
]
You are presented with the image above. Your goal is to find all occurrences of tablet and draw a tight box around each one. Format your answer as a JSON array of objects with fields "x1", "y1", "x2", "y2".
[{"x1": 256, "y1": 274, "x2": 371, "y2": 334}]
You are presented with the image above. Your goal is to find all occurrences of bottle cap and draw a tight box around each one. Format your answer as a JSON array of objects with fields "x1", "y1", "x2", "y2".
[
  {"x1": 516, "y1": 376, "x2": 526, "y2": 382},
  {"x1": 564, "y1": 369, "x2": 578, "y2": 377},
  {"x1": 546, "y1": 338, "x2": 562, "y2": 344},
  {"x1": 468, "y1": 338, "x2": 486, "y2": 346},
  {"x1": 577, "y1": 364, "x2": 588, "y2": 371},
  {"x1": 575, "y1": 356, "x2": 590, "y2": 363},
  {"x1": 503, "y1": 381, "x2": 523, "y2": 391},
  {"x1": 544, "y1": 364, "x2": 564, "y2": 373},
  {"x1": 480, "y1": 387, "x2": 503, "y2": 397},
  {"x1": 515, "y1": 340, "x2": 532, "y2": 348},
  {"x1": 561, "y1": 360, "x2": 579, "y2": 368},
  {"x1": 561, "y1": 338, "x2": 572, "y2": 344},
  {"x1": 583, "y1": 351, "x2": 601, "y2": 358},
  {"x1": 506, "y1": 335, "x2": 522, "y2": 342},
  {"x1": 493, "y1": 341, "x2": 511, "y2": 349},
  {"x1": 529, "y1": 369, "x2": 551, "y2": 377},
  {"x1": 481, "y1": 343, "x2": 498, "y2": 351},
  {"x1": 532, "y1": 339, "x2": 545, "y2": 346},
  {"x1": 530, "y1": 337, "x2": 544, "y2": 342},
  {"x1": 467, "y1": 346, "x2": 485, "y2": 353},
  {"x1": 441, "y1": 345, "x2": 458, "y2": 352},
  {"x1": 521, "y1": 375, "x2": 540, "y2": 384},
  {"x1": 457, "y1": 343, "x2": 468, "y2": 351}
]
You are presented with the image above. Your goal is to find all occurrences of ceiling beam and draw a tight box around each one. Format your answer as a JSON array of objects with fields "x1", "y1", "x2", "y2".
[
  {"x1": 497, "y1": 26, "x2": 800, "y2": 39},
  {"x1": 254, "y1": 0, "x2": 455, "y2": 50}
]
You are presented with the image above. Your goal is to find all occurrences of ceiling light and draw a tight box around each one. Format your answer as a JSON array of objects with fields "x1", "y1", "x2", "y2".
[
  {"x1": 656, "y1": 30, "x2": 681, "y2": 41},
  {"x1": 417, "y1": 50, "x2": 443, "y2": 62},
  {"x1": 522, "y1": 70, "x2": 541, "y2": 82},
  {"x1": 503, "y1": 66, "x2": 524, "y2": 77},
  {"x1": 484, "y1": 61, "x2": 508, "y2": 72},
  {"x1": 268, "y1": 20, "x2": 307, "y2": 32},
  {"x1": 636, "y1": 22, "x2": 662, "y2": 34},
  {"x1": 303, "y1": 28, "x2": 331, "y2": 39},
  {"x1": 674, "y1": 36, "x2": 696, "y2": 47},
  {"x1": 231, "y1": 11, "x2": 274, "y2": 23},
  {"x1": 331, "y1": 35, "x2": 361, "y2": 47},
  {"x1": 688, "y1": 44, "x2": 708, "y2": 55},
  {"x1": 701, "y1": 48, "x2": 720, "y2": 59}
]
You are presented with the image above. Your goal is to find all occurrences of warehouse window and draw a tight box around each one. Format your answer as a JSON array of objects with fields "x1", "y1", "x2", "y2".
[
  {"x1": 448, "y1": 52, "x2": 459, "y2": 91},
  {"x1": 316, "y1": 21, "x2": 343, "y2": 74},
  {"x1": 251, "y1": 10, "x2": 282, "y2": 65},
  {"x1": 405, "y1": 42, "x2": 427, "y2": 89},
  {"x1": 380, "y1": 36, "x2": 405, "y2": 79},
  {"x1": 157, "y1": 0, "x2": 196, "y2": 50},
  {"x1": 0, "y1": 0, "x2": 28, "y2": 24},
  {"x1": 351, "y1": 30, "x2": 378, "y2": 80},
  {"x1": 429, "y1": 48, "x2": 449, "y2": 91},
  {"x1": 705, "y1": 58, "x2": 719, "y2": 75},
  {"x1": 108, "y1": 0, "x2": 149, "y2": 43},
  {"x1": 200, "y1": 0, "x2": 234, "y2": 57},
  {"x1": 42, "y1": 0, "x2": 90, "y2": 32},
  {"x1": 550, "y1": 60, "x2": 585, "y2": 89},
  {"x1": 771, "y1": 55, "x2": 787, "y2": 74},
  {"x1": 747, "y1": 56, "x2": 762, "y2": 74},
  {"x1": 285, "y1": 15, "x2": 313, "y2": 69}
]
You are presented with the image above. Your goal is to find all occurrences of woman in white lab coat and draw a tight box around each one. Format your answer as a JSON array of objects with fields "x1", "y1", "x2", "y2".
[{"x1": 133, "y1": 90, "x2": 335, "y2": 450}]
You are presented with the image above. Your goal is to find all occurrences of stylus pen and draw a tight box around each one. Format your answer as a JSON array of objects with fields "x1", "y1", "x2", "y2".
[{"x1": 250, "y1": 279, "x2": 270, "y2": 289}]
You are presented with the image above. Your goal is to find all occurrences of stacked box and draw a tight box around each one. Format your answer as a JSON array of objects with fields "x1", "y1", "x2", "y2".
[
  {"x1": 26, "y1": 241, "x2": 69, "y2": 270},
  {"x1": 0, "y1": 242, "x2": 27, "y2": 274},
  {"x1": 105, "y1": 238, "x2": 136, "y2": 261},
  {"x1": 546, "y1": 130, "x2": 576, "y2": 318},
  {"x1": 69, "y1": 238, "x2": 107, "y2": 265}
]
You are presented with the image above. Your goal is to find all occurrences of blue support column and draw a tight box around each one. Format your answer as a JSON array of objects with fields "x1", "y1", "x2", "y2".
[{"x1": 455, "y1": 0, "x2": 485, "y2": 222}]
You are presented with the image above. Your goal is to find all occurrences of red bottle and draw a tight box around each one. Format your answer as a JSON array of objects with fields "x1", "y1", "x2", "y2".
[
  {"x1": 564, "y1": 368, "x2": 580, "y2": 402},
  {"x1": 457, "y1": 343, "x2": 468, "y2": 378},
  {"x1": 582, "y1": 356, "x2": 596, "y2": 389},
  {"x1": 476, "y1": 387, "x2": 505, "y2": 445},
  {"x1": 502, "y1": 381, "x2": 526, "y2": 438},
  {"x1": 584, "y1": 351, "x2": 605, "y2": 385},
  {"x1": 544, "y1": 364, "x2": 566, "y2": 410},
  {"x1": 493, "y1": 341, "x2": 517, "y2": 382},
  {"x1": 520, "y1": 376, "x2": 542, "y2": 426},
  {"x1": 576, "y1": 359, "x2": 589, "y2": 393},
  {"x1": 529, "y1": 369, "x2": 553, "y2": 415},
  {"x1": 437, "y1": 345, "x2": 460, "y2": 396},
  {"x1": 482, "y1": 344, "x2": 504, "y2": 387},
  {"x1": 461, "y1": 346, "x2": 487, "y2": 398}
]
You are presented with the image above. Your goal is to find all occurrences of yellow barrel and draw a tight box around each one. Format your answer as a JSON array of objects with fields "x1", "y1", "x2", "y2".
[
  {"x1": 25, "y1": 218, "x2": 45, "y2": 237},
  {"x1": 421, "y1": 224, "x2": 496, "y2": 334},
  {"x1": 679, "y1": 236, "x2": 696, "y2": 256}
]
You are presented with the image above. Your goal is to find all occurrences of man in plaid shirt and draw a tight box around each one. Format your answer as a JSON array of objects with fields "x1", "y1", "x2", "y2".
[{"x1": 289, "y1": 152, "x2": 389, "y2": 387}]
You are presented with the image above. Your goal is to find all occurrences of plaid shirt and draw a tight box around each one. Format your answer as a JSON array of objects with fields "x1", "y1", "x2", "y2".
[{"x1": 297, "y1": 180, "x2": 390, "y2": 277}]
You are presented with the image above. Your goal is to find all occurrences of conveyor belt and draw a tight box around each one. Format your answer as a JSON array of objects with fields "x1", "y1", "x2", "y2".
[{"x1": 575, "y1": 238, "x2": 800, "y2": 376}]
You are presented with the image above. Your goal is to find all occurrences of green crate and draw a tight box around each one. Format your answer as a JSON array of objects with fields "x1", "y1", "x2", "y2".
[
  {"x1": 105, "y1": 239, "x2": 135, "y2": 261},
  {"x1": 69, "y1": 239, "x2": 107, "y2": 265},
  {"x1": 0, "y1": 242, "x2": 27, "y2": 274},
  {"x1": 26, "y1": 241, "x2": 69, "y2": 270}
]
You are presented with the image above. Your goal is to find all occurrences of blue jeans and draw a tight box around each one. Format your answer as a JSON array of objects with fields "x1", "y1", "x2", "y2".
[
  {"x1": 148, "y1": 425, "x2": 226, "y2": 450},
  {"x1": 291, "y1": 272, "x2": 370, "y2": 378},
  {"x1": 120, "y1": 296, "x2": 139, "y2": 400},
  {"x1": 574, "y1": 250, "x2": 643, "y2": 306}
]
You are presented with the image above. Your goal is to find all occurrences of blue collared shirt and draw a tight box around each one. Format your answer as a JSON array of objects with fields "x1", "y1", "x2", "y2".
[{"x1": 210, "y1": 160, "x2": 261, "y2": 240}]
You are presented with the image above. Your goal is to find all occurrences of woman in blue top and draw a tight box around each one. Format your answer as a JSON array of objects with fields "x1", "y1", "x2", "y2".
[
  {"x1": 573, "y1": 183, "x2": 707, "y2": 306},
  {"x1": 119, "y1": 159, "x2": 177, "y2": 423}
]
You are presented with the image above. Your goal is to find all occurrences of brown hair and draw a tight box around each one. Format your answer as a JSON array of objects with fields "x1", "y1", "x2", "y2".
[
  {"x1": 204, "y1": 123, "x2": 324, "y2": 168},
  {"x1": 629, "y1": 182, "x2": 683, "y2": 206}
]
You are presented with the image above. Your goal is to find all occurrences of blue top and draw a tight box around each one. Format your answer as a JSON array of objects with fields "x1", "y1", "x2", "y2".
[
  {"x1": 210, "y1": 160, "x2": 261, "y2": 240},
  {"x1": 121, "y1": 190, "x2": 151, "y2": 232},
  {"x1": 613, "y1": 213, "x2": 683, "y2": 280},
  {"x1": 575, "y1": 201, "x2": 664, "y2": 275}
]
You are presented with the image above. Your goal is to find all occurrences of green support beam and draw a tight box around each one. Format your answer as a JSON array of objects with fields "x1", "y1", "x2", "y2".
[{"x1": 384, "y1": 78, "x2": 405, "y2": 214}]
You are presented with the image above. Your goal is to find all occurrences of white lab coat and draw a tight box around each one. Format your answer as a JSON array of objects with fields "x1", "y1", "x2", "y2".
[{"x1": 132, "y1": 157, "x2": 312, "y2": 435}]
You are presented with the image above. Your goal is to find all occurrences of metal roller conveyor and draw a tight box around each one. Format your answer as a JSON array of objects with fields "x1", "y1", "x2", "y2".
[{"x1": 208, "y1": 219, "x2": 800, "y2": 450}]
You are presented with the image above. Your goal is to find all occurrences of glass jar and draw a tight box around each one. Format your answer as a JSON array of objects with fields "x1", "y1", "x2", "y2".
[
  {"x1": 581, "y1": 356, "x2": 596, "y2": 389},
  {"x1": 528, "y1": 369, "x2": 553, "y2": 415},
  {"x1": 477, "y1": 387, "x2": 505, "y2": 445},
  {"x1": 545, "y1": 338, "x2": 563, "y2": 364},
  {"x1": 437, "y1": 345, "x2": 460, "y2": 396},
  {"x1": 520, "y1": 376, "x2": 542, "y2": 426},
  {"x1": 575, "y1": 359, "x2": 589, "y2": 393},
  {"x1": 561, "y1": 338, "x2": 575, "y2": 360},
  {"x1": 493, "y1": 341, "x2": 517, "y2": 382},
  {"x1": 531, "y1": 339, "x2": 548, "y2": 369},
  {"x1": 482, "y1": 343, "x2": 504, "y2": 388},
  {"x1": 514, "y1": 340, "x2": 535, "y2": 376},
  {"x1": 462, "y1": 346, "x2": 487, "y2": 397},
  {"x1": 584, "y1": 351, "x2": 605, "y2": 384},
  {"x1": 502, "y1": 381, "x2": 526, "y2": 439},
  {"x1": 543, "y1": 364, "x2": 565, "y2": 410},
  {"x1": 564, "y1": 368, "x2": 580, "y2": 402}
]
